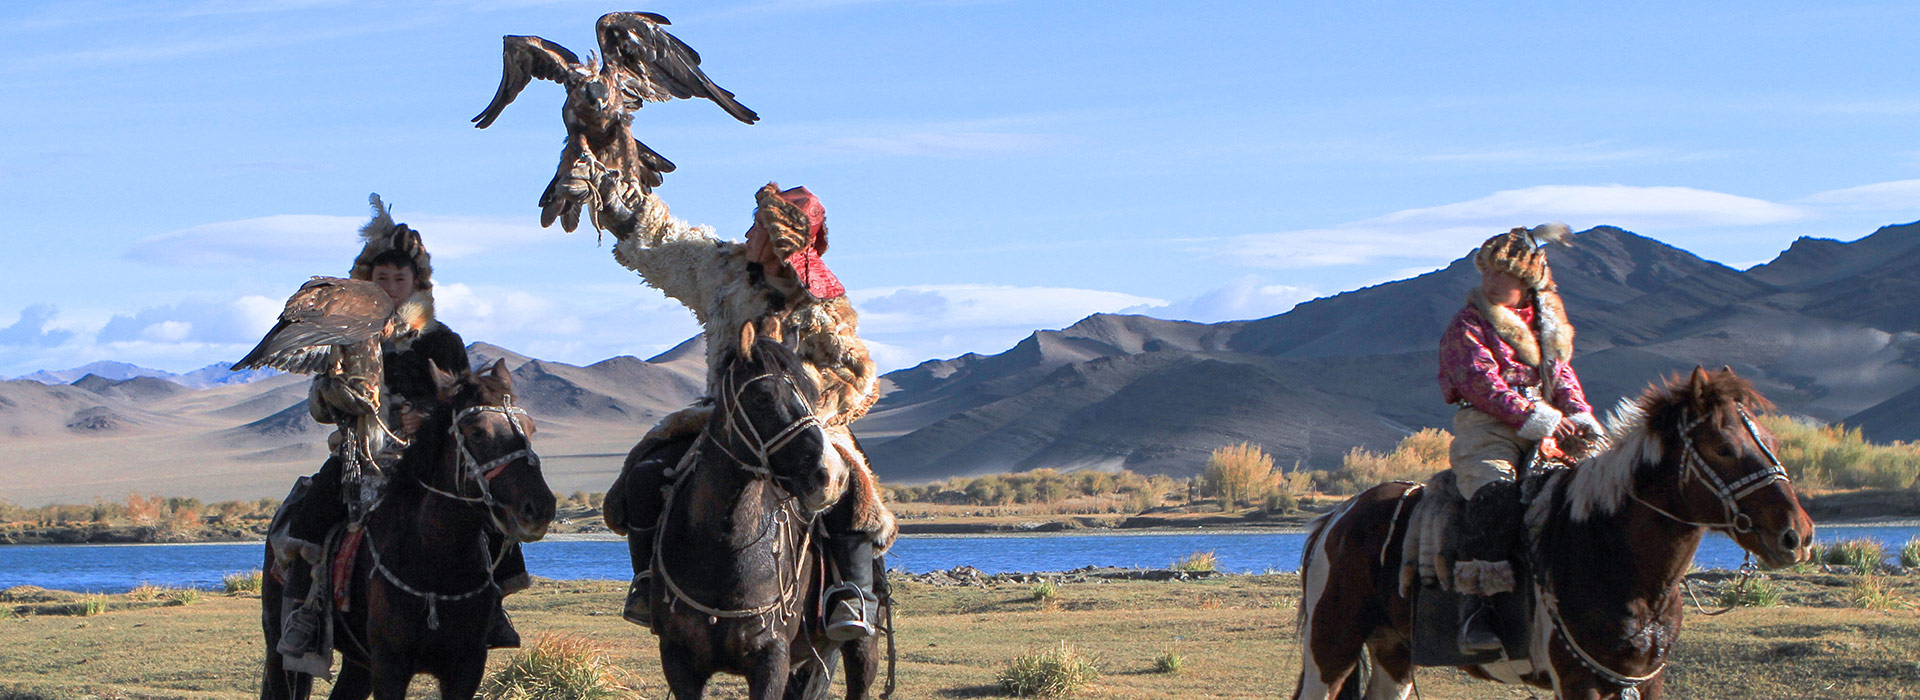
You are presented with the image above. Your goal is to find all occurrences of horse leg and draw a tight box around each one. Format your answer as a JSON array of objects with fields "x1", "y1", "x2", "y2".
[
  {"x1": 433, "y1": 651, "x2": 488, "y2": 700},
  {"x1": 1360, "y1": 636, "x2": 1414, "y2": 700},
  {"x1": 326, "y1": 662, "x2": 373, "y2": 700},
  {"x1": 842, "y1": 634, "x2": 880, "y2": 700},
  {"x1": 747, "y1": 643, "x2": 794, "y2": 700},
  {"x1": 366, "y1": 655, "x2": 415, "y2": 700},
  {"x1": 1295, "y1": 509, "x2": 1367, "y2": 699},
  {"x1": 659, "y1": 644, "x2": 711, "y2": 700}
]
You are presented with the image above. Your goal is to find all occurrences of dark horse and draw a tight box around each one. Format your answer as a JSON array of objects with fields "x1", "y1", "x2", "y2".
[
  {"x1": 635, "y1": 326, "x2": 887, "y2": 700},
  {"x1": 262, "y1": 361, "x2": 556, "y2": 700},
  {"x1": 1295, "y1": 367, "x2": 1815, "y2": 699}
]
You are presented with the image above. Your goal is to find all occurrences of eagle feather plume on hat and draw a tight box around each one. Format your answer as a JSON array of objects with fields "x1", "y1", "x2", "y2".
[{"x1": 471, "y1": 12, "x2": 759, "y2": 233}]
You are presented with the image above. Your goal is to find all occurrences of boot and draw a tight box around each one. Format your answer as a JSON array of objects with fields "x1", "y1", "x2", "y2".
[
  {"x1": 622, "y1": 527, "x2": 655, "y2": 628},
  {"x1": 276, "y1": 558, "x2": 327, "y2": 659},
  {"x1": 485, "y1": 602, "x2": 521, "y2": 649},
  {"x1": 823, "y1": 535, "x2": 879, "y2": 642},
  {"x1": 1457, "y1": 595, "x2": 1502, "y2": 652},
  {"x1": 1453, "y1": 480, "x2": 1522, "y2": 654}
]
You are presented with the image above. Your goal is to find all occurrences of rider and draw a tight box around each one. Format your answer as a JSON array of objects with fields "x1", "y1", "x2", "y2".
[
  {"x1": 1437, "y1": 223, "x2": 1602, "y2": 652},
  {"x1": 603, "y1": 183, "x2": 895, "y2": 641},
  {"x1": 272, "y1": 195, "x2": 527, "y2": 662}
]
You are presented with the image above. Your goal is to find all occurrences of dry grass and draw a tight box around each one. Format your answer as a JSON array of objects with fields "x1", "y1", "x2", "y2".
[
  {"x1": 1169, "y1": 551, "x2": 1218, "y2": 573},
  {"x1": 0, "y1": 574, "x2": 1913, "y2": 698},
  {"x1": 998, "y1": 643, "x2": 1100, "y2": 697},
  {"x1": 479, "y1": 633, "x2": 633, "y2": 700}
]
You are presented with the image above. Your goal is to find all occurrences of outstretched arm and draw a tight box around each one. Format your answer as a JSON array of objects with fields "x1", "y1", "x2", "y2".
[{"x1": 610, "y1": 192, "x2": 736, "y2": 320}]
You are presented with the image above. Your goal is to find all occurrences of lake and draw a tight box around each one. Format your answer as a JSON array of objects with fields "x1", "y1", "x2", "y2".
[{"x1": 3, "y1": 525, "x2": 1915, "y2": 594}]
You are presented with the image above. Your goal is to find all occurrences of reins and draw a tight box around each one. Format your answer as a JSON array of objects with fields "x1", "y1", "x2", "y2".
[
  {"x1": 1538, "y1": 401, "x2": 1789, "y2": 693},
  {"x1": 651, "y1": 361, "x2": 824, "y2": 626},
  {"x1": 364, "y1": 394, "x2": 536, "y2": 630}
]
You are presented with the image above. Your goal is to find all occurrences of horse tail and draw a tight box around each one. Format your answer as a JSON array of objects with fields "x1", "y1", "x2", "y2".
[{"x1": 1296, "y1": 497, "x2": 1355, "y2": 631}]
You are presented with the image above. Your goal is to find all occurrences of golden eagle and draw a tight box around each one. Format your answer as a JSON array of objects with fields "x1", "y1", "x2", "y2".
[
  {"x1": 472, "y1": 12, "x2": 759, "y2": 233},
  {"x1": 235, "y1": 276, "x2": 428, "y2": 468}
]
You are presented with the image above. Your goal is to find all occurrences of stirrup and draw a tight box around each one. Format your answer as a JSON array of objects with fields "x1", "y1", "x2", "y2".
[
  {"x1": 823, "y1": 582, "x2": 877, "y2": 642},
  {"x1": 1457, "y1": 599, "x2": 1502, "y2": 652},
  {"x1": 622, "y1": 573, "x2": 653, "y2": 629},
  {"x1": 277, "y1": 603, "x2": 323, "y2": 657}
]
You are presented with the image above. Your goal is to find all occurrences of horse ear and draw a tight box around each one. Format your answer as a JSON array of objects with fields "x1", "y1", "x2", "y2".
[
  {"x1": 487, "y1": 358, "x2": 515, "y2": 392},
  {"x1": 1687, "y1": 365, "x2": 1714, "y2": 411},
  {"x1": 738, "y1": 321, "x2": 757, "y2": 360},
  {"x1": 1718, "y1": 365, "x2": 1736, "y2": 377},
  {"x1": 758, "y1": 316, "x2": 784, "y2": 344},
  {"x1": 430, "y1": 361, "x2": 459, "y2": 403}
]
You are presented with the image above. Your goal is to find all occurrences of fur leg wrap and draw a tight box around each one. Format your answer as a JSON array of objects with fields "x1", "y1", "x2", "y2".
[{"x1": 1452, "y1": 560, "x2": 1516, "y2": 596}]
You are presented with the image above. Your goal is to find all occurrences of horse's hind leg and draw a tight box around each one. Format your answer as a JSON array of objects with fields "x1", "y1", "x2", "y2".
[
  {"x1": 1360, "y1": 636, "x2": 1414, "y2": 700},
  {"x1": 1295, "y1": 511, "x2": 1366, "y2": 699}
]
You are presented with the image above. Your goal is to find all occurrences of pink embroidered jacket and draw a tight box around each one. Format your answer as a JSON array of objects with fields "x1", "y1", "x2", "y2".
[{"x1": 1438, "y1": 303, "x2": 1591, "y2": 430}]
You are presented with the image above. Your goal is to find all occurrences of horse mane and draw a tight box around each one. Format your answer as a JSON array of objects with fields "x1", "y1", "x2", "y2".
[
  {"x1": 719, "y1": 336, "x2": 821, "y2": 405},
  {"x1": 1563, "y1": 369, "x2": 1771, "y2": 522}
]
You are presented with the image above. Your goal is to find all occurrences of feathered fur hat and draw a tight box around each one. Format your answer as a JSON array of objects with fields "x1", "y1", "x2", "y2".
[
  {"x1": 349, "y1": 193, "x2": 434, "y2": 290},
  {"x1": 752, "y1": 183, "x2": 843, "y2": 300},
  {"x1": 1473, "y1": 222, "x2": 1571, "y2": 291}
]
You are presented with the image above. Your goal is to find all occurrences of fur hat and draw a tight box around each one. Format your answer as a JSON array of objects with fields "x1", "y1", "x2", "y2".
[
  {"x1": 752, "y1": 183, "x2": 843, "y2": 299},
  {"x1": 1473, "y1": 222, "x2": 1570, "y2": 291},
  {"x1": 349, "y1": 193, "x2": 433, "y2": 290}
]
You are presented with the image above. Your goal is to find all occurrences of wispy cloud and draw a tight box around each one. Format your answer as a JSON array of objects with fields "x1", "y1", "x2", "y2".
[
  {"x1": 1124, "y1": 276, "x2": 1317, "y2": 324},
  {"x1": 1416, "y1": 142, "x2": 1709, "y2": 167},
  {"x1": 1213, "y1": 184, "x2": 1809, "y2": 269},
  {"x1": 126, "y1": 211, "x2": 567, "y2": 267},
  {"x1": 1799, "y1": 179, "x2": 1920, "y2": 211}
]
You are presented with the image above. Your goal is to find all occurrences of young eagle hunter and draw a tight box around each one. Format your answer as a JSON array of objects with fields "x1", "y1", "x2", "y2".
[
  {"x1": 602, "y1": 183, "x2": 894, "y2": 641},
  {"x1": 1437, "y1": 222, "x2": 1603, "y2": 653}
]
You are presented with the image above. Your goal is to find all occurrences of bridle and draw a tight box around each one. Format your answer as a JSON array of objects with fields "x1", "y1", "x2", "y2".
[
  {"x1": 1629, "y1": 402, "x2": 1790, "y2": 534},
  {"x1": 709, "y1": 364, "x2": 824, "y2": 483},
  {"x1": 1542, "y1": 402, "x2": 1792, "y2": 692},
  {"x1": 416, "y1": 395, "x2": 540, "y2": 525}
]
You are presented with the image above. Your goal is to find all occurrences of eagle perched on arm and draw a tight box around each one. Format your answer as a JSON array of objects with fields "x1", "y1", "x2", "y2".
[
  {"x1": 472, "y1": 12, "x2": 759, "y2": 234},
  {"x1": 234, "y1": 276, "x2": 429, "y2": 470}
]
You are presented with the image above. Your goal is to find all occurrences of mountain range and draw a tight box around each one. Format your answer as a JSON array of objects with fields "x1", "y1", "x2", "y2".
[{"x1": 5, "y1": 222, "x2": 1918, "y2": 504}]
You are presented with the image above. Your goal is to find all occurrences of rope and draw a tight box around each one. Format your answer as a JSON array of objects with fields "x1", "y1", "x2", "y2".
[
  {"x1": 363, "y1": 533, "x2": 497, "y2": 631},
  {"x1": 651, "y1": 449, "x2": 813, "y2": 624}
]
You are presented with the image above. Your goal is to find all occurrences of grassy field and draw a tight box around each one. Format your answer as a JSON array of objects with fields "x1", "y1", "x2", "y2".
[{"x1": 0, "y1": 572, "x2": 1916, "y2": 699}]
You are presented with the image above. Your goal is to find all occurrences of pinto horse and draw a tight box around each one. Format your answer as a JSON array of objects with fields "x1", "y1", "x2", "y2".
[
  {"x1": 640, "y1": 328, "x2": 888, "y2": 700},
  {"x1": 1295, "y1": 367, "x2": 1814, "y2": 700},
  {"x1": 262, "y1": 361, "x2": 556, "y2": 700}
]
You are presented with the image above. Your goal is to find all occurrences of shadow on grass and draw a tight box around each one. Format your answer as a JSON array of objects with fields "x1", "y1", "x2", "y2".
[{"x1": 936, "y1": 684, "x2": 1003, "y2": 698}]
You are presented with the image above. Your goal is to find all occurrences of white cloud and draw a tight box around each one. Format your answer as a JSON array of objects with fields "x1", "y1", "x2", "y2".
[
  {"x1": 1217, "y1": 184, "x2": 1810, "y2": 269},
  {"x1": 1800, "y1": 179, "x2": 1920, "y2": 211},
  {"x1": 127, "y1": 212, "x2": 568, "y2": 267},
  {"x1": 852, "y1": 284, "x2": 1161, "y2": 335},
  {"x1": 1123, "y1": 276, "x2": 1318, "y2": 323}
]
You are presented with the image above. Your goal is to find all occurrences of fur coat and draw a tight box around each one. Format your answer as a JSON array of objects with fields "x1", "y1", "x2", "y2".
[{"x1": 1438, "y1": 288, "x2": 1593, "y2": 440}]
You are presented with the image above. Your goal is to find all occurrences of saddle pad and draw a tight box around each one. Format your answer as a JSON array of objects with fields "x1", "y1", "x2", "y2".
[{"x1": 331, "y1": 527, "x2": 365, "y2": 612}]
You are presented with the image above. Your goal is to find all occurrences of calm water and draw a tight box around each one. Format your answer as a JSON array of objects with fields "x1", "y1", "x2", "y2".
[{"x1": 3, "y1": 525, "x2": 1914, "y2": 594}]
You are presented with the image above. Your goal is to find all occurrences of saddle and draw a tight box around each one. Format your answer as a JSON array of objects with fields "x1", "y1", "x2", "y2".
[{"x1": 1394, "y1": 470, "x2": 1562, "y2": 667}]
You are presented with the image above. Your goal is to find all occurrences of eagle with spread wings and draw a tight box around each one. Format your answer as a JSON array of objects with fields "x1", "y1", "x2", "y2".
[
  {"x1": 235, "y1": 277, "x2": 428, "y2": 469},
  {"x1": 472, "y1": 12, "x2": 759, "y2": 233}
]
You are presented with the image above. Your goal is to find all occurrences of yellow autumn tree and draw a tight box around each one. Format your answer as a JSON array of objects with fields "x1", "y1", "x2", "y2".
[{"x1": 1205, "y1": 442, "x2": 1276, "y2": 510}]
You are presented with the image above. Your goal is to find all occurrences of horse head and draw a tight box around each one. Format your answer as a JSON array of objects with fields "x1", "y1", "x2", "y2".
[
  {"x1": 419, "y1": 359, "x2": 557, "y2": 543},
  {"x1": 1638, "y1": 366, "x2": 1815, "y2": 568},
  {"x1": 711, "y1": 320, "x2": 840, "y2": 513}
]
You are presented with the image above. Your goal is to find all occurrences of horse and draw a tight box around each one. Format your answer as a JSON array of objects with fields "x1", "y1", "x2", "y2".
[
  {"x1": 262, "y1": 360, "x2": 556, "y2": 700},
  {"x1": 1294, "y1": 367, "x2": 1815, "y2": 700},
  {"x1": 639, "y1": 327, "x2": 889, "y2": 700}
]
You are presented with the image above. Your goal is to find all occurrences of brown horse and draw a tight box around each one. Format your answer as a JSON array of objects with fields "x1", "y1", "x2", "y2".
[
  {"x1": 262, "y1": 361, "x2": 556, "y2": 700},
  {"x1": 639, "y1": 333, "x2": 888, "y2": 700},
  {"x1": 1294, "y1": 367, "x2": 1814, "y2": 700}
]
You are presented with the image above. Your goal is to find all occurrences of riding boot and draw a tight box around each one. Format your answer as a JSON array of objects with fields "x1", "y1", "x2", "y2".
[
  {"x1": 823, "y1": 534, "x2": 880, "y2": 642},
  {"x1": 276, "y1": 553, "x2": 329, "y2": 660},
  {"x1": 1453, "y1": 480, "x2": 1522, "y2": 654},
  {"x1": 485, "y1": 602, "x2": 521, "y2": 649},
  {"x1": 622, "y1": 526, "x2": 656, "y2": 628}
]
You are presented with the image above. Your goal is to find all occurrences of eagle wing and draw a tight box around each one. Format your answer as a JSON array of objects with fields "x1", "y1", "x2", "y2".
[
  {"x1": 472, "y1": 35, "x2": 584, "y2": 129},
  {"x1": 234, "y1": 277, "x2": 395, "y2": 374},
  {"x1": 595, "y1": 12, "x2": 760, "y2": 124}
]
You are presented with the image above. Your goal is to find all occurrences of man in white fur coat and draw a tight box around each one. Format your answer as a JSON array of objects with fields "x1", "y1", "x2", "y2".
[
  {"x1": 603, "y1": 183, "x2": 895, "y2": 641},
  {"x1": 1437, "y1": 223, "x2": 1603, "y2": 652}
]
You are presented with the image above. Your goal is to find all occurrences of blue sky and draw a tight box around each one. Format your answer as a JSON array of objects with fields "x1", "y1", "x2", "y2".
[{"x1": 3, "y1": 1, "x2": 1918, "y2": 377}]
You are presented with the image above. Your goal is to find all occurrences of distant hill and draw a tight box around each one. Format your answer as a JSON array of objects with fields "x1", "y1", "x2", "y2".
[
  {"x1": 8, "y1": 221, "x2": 1920, "y2": 502},
  {"x1": 14, "y1": 360, "x2": 278, "y2": 389},
  {"x1": 857, "y1": 222, "x2": 1920, "y2": 481}
]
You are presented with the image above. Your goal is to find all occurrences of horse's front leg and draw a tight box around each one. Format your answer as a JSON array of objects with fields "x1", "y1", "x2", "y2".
[
  {"x1": 326, "y1": 662, "x2": 373, "y2": 700},
  {"x1": 659, "y1": 643, "x2": 711, "y2": 700},
  {"x1": 747, "y1": 641, "x2": 793, "y2": 700},
  {"x1": 367, "y1": 652, "x2": 417, "y2": 700},
  {"x1": 434, "y1": 650, "x2": 490, "y2": 700}
]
